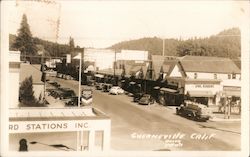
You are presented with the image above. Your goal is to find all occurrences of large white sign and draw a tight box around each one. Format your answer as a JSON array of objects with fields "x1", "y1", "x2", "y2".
[
  {"x1": 9, "y1": 119, "x2": 110, "y2": 133},
  {"x1": 194, "y1": 84, "x2": 214, "y2": 88},
  {"x1": 184, "y1": 83, "x2": 221, "y2": 95},
  {"x1": 66, "y1": 54, "x2": 71, "y2": 63}
]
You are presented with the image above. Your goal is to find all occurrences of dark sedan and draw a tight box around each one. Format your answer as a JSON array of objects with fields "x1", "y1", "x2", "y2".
[{"x1": 138, "y1": 94, "x2": 155, "y2": 105}]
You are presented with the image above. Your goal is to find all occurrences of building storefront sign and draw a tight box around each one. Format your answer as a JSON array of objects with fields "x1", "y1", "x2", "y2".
[
  {"x1": 9, "y1": 119, "x2": 110, "y2": 133},
  {"x1": 223, "y1": 86, "x2": 241, "y2": 97},
  {"x1": 185, "y1": 83, "x2": 221, "y2": 95},
  {"x1": 195, "y1": 84, "x2": 214, "y2": 88}
]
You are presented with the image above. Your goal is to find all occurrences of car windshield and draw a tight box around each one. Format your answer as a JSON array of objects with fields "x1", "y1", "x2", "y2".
[{"x1": 142, "y1": 95, "x2": 150, "y2": 99}]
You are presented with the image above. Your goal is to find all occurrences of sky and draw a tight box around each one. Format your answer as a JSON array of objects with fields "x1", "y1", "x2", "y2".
[{"x1": 8, "y1": 0, "x2": 248, "y2": 48}]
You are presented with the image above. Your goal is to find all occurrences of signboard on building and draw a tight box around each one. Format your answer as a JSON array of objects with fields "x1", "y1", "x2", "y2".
[
  {"x1": 66, "y1": 54, "x2": 71, "y2": 63},
  {"x1": 9, "y1": 119, "x2": 110, "y2": 133},
  {"x1": 185, "y1": 83, "x2": 221, "y2": 95},
  {"x1": 81, "y1": 88, "x2": 93, "y2": 105},
  {"x1": 194, "y1": 84, "x2": 214, "y2": 88}
]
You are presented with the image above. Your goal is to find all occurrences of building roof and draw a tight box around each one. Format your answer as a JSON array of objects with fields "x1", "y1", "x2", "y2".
[
  {"x1": 162, "y1": 60, "x2": 178, "y2": 76},
  {"x1": 179, "y1": 56, "x2": 241, "y2": 74},
  {"x1": 233, "y1": 57, "x2": 241, "y2": 70},
  {"x1": 123, "y1": 60, "x2": 148, "y2": 77},
  {"x1": 97, "y1": 68, "x2": 123, "y2": 76},
  {"x1": 151, "y1": 55, "x2": 165, "y2": 80},
  {"x1": 20, "y1": 63, "x2": 44, "y2": 84},
  {"x1": 151, "y1": 55, "x2": 178, "y2": 80}
]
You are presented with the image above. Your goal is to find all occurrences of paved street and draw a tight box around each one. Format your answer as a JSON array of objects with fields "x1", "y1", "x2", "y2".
[{"x1": 9, "y1": 77, "x2": 241, "y2": 151}]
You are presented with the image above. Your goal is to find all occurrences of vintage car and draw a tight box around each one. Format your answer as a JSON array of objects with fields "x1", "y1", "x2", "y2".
[
  {"x1": 65, "y1": 96, "x2": 80, "y2": 106},
  {"x1": 176, "y1": 101, "x2": 212, "y2": 121},
  {"x1": 109, "y1": 86, "x2": 124, "y2": 95},
  {"x1": 133, "y1": 93, "x2": 144, "y2": 102},
  {"x1": 59, "y1": 89, "x2": 76, "y2": 100},
  {"x1": 103, "y1": 83, "x2": 113, "y2": 92},
  {"x1": 49, "y1": 88, "x2": 75, "y2": 100},
  {"x1": 138, "y1": 94, "x2": 155, "y2": 105},
  {"x1": 48, "y1": 81, "x2": 60, "y2": 88},
  {"x1": 95, "y1": 83, "x2": 104, "y2": 90}
]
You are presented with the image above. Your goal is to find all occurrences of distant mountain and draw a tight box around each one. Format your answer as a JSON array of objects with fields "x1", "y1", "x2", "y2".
[{"x1": 109, "y1": 27, "x2": 241, "y2": 59}]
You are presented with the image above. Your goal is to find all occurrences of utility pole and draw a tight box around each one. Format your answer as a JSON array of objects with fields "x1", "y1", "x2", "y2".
[
  {"x1": 41, "y1": 51, "x2": 46, "y2": 103},
  {"x1": 114, "y1": 49, "x2": 116, "y2": 85},
  {"x1": 78, "y1": 52, "x2": 82, "y2": 108},
  {"x1": 162, "y1": 38, "x2": 165, "y2": 56}
]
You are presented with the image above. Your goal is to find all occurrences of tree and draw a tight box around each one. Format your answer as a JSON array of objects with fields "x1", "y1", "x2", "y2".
[
  {"x1": 19, "y1": 76, "x2": 46, "y2": 107},
  {"x1": 13, "y1": 14, "x2": 37, "y2": 62},
  {"x1": 19, "y1": 76, "x2": 35, "y2": 103}
]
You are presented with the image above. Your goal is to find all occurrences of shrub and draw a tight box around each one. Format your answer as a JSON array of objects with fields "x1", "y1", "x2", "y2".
[{"x1": 19, "y1": 76, "x2": 46, "y2": 107}]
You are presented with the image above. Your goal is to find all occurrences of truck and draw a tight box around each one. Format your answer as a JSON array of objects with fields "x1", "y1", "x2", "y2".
[{"x1": 176, "y1": 101, "x2": 212, "y2": 121}]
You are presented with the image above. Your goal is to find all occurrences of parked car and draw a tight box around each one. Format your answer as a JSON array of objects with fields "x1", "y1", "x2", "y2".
[
  {"x1": 65, "y1": 96, "x2": 80, "y2": 106},
  {"x1": 109, "y1": 86, "x2": 124, "y2": 95},
  {"x1": 48, "y1": 81, "x2": 60, "y2": 88},
  {"x1": 51, "y1": 90, "x2": 64, "y2": 99},
  {"x1": 59, "y1": 89, "x2": 76, "y2": 99},
  {"x1": 103, "y1": 83, "x2": 113, "y2": 92},
  {"x1": 138, "y1": 94, "x2": 155, "y2": 105},
  {"x1": 95, "y1": 83, "x2": 104, "y2": 90},
  {"x1": 176, "y1": 101, "x2": 212, "y2": 121},
  {"x1": 133, "y1": 93, "x2": 144, "y2": 102}
]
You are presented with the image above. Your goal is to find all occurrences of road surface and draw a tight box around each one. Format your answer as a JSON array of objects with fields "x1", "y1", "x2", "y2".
[{"x1": 9, "y1": 77, "x2": 241, "y2": 151}]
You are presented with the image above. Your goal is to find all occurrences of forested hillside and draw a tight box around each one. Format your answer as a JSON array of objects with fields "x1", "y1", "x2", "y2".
[
  {"x1": 10, "y1": 27, "x2": 241, "y2": 59},
  {"x1": 109, "y1": 27, "x2": 241, "y2": 59},
  {"x1": 9, "y1": 34, "x2": 71, "y2": 57}
]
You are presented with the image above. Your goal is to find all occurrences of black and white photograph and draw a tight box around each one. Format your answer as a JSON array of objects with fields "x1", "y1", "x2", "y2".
[{"x1": 0, "y1": 0, "x2": 249, "y2": 157}]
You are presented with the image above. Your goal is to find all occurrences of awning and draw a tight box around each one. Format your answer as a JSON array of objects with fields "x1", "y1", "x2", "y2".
[
  {"x1": 95, "y1": 74, "x2": 104, "y2": 78},
  {"x1": 187, "y1": 91, "x2": 214, "y2": 97},
  {"x1": 160, "y1": 88, "x2": 178, "y2": 93},
  {"x1": 222, "y1": 91, "x2": 241, "y2": 97}
]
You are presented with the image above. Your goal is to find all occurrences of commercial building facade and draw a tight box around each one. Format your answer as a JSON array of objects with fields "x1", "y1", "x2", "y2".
[
  {"x1": 151, "y1": 55, "x2": 241, "y2": 107},
  {"x1": 83, "y1": 48, "x2": 149, "y2": 71}
]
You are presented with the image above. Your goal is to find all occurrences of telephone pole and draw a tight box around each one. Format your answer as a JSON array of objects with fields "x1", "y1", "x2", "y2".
[{"x1": 162, "y1": 38, "x2": 165, "y2": 56}]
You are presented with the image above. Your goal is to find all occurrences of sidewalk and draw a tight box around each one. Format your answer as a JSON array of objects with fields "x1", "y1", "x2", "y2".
[
  {"x1": 209, "y1": 113, "x2": 241, "y2": 122},
  {"x1": 166, "y1": 106, "x2": 241, "y2": 122}
]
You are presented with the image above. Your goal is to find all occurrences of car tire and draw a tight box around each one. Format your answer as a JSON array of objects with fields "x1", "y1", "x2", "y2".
[{"x1": 176, "y1": 108, "x2": 179, "y2": 115}]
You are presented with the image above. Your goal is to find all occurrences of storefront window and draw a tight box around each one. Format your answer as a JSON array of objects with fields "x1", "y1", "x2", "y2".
[
  {"x1": 214, "y1": 74, "x2": 217, "y2": 79},
  {"x1": 228, "y1": 74, "x2": 231, "y2": 79},
  {"x1": 232, "y1": 73, "x2": 236, "y2": 79},
  {"x1": 194, "y1": 73, "x2": 197, "y2": 79}
]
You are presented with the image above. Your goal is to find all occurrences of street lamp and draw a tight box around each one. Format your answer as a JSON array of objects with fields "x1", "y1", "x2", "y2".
[
  {"x1": 162, "y1": 38, "x2": 165, "y2": 56},
  {"x1": 73, "y1": 52, "x2": 83, "y2": 151},
  {"x1": 73, "y1": 52, "x2": 82, "y2": 108}
]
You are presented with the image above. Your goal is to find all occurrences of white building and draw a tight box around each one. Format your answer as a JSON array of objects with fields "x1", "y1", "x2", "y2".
[
  {"x1": 9, "y1": 51, "x2": 21, "y2": 108},
  {"x1": 118, "y1": 49, "x2": 148, "y2": 61},
  {"x1": 84, "y1": 48, "x2": 115, "y2": 71},
  {"x1": 83, "y1": 48, "x2": 149, "y2": 71},
  {"x1": 19, "y1": 63, "x2": 45, "y2": 102},
  {"x1": 8, "y1": 52, "x2": 111, "y2": 152},
  {"x1": 152, "y1": 55, "x2": 241, "y2": 106}
]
